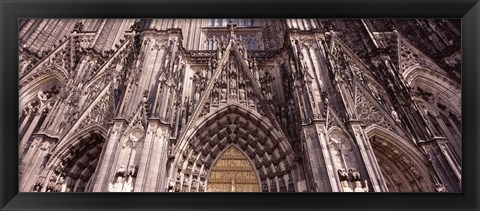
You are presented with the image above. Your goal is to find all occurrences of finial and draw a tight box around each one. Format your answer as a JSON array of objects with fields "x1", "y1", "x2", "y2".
[{"x1": 227, "y1": 21, "x2": 237, "y2": 40}]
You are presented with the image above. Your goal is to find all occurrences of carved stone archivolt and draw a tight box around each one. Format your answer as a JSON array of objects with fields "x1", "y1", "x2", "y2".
[
  {"x1": 19, "y1": 19, "x2": 461, "y2": 193},
  {"x1": 368, "y1": 132, "x2": 434, "y2": 192},
  {"x1": 41, "y1": 132, "x2": 105, "y2": 192},
  {"x1": 171, "y1": 105, "x2": 296, "y2": 192}
]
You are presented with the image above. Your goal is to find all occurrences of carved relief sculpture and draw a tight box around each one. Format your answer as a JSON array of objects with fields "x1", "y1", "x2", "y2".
[{"x1": 17, "y1": 18, "x2": 461, "y2": 193}]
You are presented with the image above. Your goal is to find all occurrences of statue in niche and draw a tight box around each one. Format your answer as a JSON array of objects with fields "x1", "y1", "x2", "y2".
[
  {"x1": 200, "y1": 169, "x2": 206, "y2": 178},
  {"x1": 108, "y1": 171, "x2": 125, "y2": 192},
  {"x1": 182, "y1": 177, "x2": 190, "y2": 188},
  {"x1": 262, "y1": 180, "x2": 269, "y2": 191},
  {"x1": 337, "y1": 169, "x2": 353, "y2": 192},
  {"x1": 121, "y1": 175, "x2": 134, "y2": 192},
  {"x1": 239, "y1": 88, "x2": 245, "y2": 100},
  {"x1": 187, "y1": 100, "x2": 194, "y2": 116},
  {"x1": 186, "y1": 164, "x2": 193, "y2": 173},
  {"x1": 221, "y1": 88, "x2": 227, "y2": 100},
  {"x1": 37, "y1": 90, "x2": 48, "y2": 102},
  {"x1": 198, "y1": 179, "x2": 205, "y2": 191},
  {"x1": 213, "y1": 93, "x2": 219, "y2": 105},
  {"x1": 248, "y1": 99, "x2": 255, "y2": 107},
  {"x1": 128, "y1": 164, "x2": 136, "y2": 177},
  {"x1": 191, "y1": 177, "x2": 198, "y2": 188},
  {"x1": 348, "y1": 168, "x2": 368, "y2": 192},
  {"x1": 391, "y1": 107, "x2": 401, "y2": 124},
  {"x1": 349, "y1": 168, "x2": 361, "y2": 181},
  {"x1": 229, "y1": 77, "x2": 237, "y2": 95}
]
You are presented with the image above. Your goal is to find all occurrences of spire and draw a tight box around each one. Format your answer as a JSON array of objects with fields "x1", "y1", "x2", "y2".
[{"x1": 227, "y1": 21, "x2": 237, "y2": 41}]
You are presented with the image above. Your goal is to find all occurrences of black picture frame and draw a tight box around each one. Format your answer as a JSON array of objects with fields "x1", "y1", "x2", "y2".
[{"x1": 1, "y1": 0, "x2": 479, "y2": 210}]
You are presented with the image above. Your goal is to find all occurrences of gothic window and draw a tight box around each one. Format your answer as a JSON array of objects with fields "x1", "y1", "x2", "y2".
[
  {"x1": 209, "y1": 19, "x2": 253, "y2": 27},
  {"x1": 239, "y1": 19, "x2": 245, "y2": 27}
]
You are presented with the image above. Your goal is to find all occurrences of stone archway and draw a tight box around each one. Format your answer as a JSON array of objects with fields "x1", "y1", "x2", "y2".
[
  {"x1": 34, "y1": 128, "x2": 107, "y2": 192},
  {"x1": 206, "y1": 145, "x2": 260, "y2": 192},
  {"x1": 171, "y1": 104, "x2": 297, "y2": 192},
  {"x1": 366, "y1": 126, "x2": 435, "y2": 192}
]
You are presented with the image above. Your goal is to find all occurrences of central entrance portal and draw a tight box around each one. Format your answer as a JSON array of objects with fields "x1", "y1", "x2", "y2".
[{"x1": 206, "y1": 146, "x2": 260, "y2": 192}]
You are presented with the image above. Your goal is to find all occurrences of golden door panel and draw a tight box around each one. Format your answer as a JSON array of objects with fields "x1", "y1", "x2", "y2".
[{"x1": 206, "y1": 146, "x2": 260, "y2": 192}]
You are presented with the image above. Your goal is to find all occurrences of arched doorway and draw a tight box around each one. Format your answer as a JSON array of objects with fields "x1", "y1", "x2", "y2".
[
  {"x1": 406, "y1": 68, "x2": 461, "y2": 163},
  {"x1": 206, "y1": 146, "x2": 260, "y2": 192},
  {"x1": 366, "y1": 126, "x2": 435, "y2": 192},
  {"x1": 34, "y1": 129, "x2": 106, "y2": 192},
  {"x1": 170, "y1": 104, "x2": 297, "y2": 192}
]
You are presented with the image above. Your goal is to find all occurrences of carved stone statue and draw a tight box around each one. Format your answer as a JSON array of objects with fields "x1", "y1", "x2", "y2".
[
  {"x1": 129, "y1": 133, "x2": 139, "y2": 146},
  {"x1": 353, "y1": 180, "x2": 369, "y2": 192},
  {"x1": 122, "y1": 175, "x2": 134, "y2": 192},
  {"x1": 239, "y1": 88, "x2": 245, "y2": 100},
  {"x1": 198, "y1": 179, "x2": 205, "y2": 191},
  {"x1": 191, "y1": 177, "x2": 198, "y2": 188},
  {"x1": 37, "y1": 90, "x2": 48, "y2": 102},
  {"x1": 337, "y1": 169, "x2": 352, "y2": 192},
  {"x1": 213, "y1": 94, "x2": 219, "y2": 105},
  {"x1": 330, "y1": 137, "x2": 343, "y2": 149},
  {"x1": 221, "y1": 88, "x2": 227, "y2": 100},
  {"x1": 230, "y1": 77, "x2": 236, "y2": 89},
  {"x1": 349, "y1": 168, "x2": 361, "y2": 182},
  {"x1": 391, "y1": 107, "x2": 401, "y2": 124}
]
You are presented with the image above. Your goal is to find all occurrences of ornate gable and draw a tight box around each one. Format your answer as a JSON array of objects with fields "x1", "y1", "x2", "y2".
[
  {"x1": 76, "y1": 84, "x2": 115, "y2": 132},
  {"x1": 197, "y1": 53, "x2": 264, "y2": 118},
  {"x1": 354, "y1": 85, "x2": 396, "y2": 132},
  {"x1": 399, "y1": 37, "x2": 450, "y2": 80},
  {"x1": 182, "y1": 30, "x2": 286, "y2": 139}
]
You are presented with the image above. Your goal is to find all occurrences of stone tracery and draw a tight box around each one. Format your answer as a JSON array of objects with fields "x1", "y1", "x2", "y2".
[{"x1": 18, "y1": 19, "x2": 461, "y2": 193}]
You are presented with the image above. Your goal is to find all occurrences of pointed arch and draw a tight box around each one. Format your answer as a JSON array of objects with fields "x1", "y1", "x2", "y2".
[
  {"x1": 60, "y1": 81, "x2": 113, "y2": 141},
  {"x1": 171, "y1": 104, "x2": 296, "y2": 192},
  {"x1": 407, "y1": 68, "x2": 461, "y2": 161},
  {"x1": 206, "y1": 145, "x2": 261, "y2": 192},
  {"x1": 406, "y1": 67, "x2": 460, "y2": 115},
  {"x1": 327, "y1": 126, "x2": 353, "y2": 150},
  {"x1": 38, "y1": 124, "x2": 107, "y2": 192},
  {"x1": 49, "y1": 123, "x2": 108, "y2": 167},
  {"x1": 365, "y1": 125, "x2": 435, "y2": 192},
  {"x1": 179, "y1": 38, "x2": 287, "y2": 149},
  {"x1": 19, "y1": 66, "x2": 65, "y2": 111}
]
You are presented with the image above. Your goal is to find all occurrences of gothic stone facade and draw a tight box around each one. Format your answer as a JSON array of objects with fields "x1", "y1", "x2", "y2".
[{"x1": 18, "y1": 19, "x2": 461, "y2": 192}]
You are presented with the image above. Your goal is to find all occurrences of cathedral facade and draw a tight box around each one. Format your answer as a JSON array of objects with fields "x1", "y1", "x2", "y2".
[{"x1": 18, "y1": 19, "x2": 462, "y2": 192}]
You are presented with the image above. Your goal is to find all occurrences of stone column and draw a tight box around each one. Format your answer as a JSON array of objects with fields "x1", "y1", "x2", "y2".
[
  {"x1": 133, "y1": 120, "x2": 157, "y2": 191},
  {"x1": 134, "y1": 120, "x2": 170, "y2": 192},
  {"x1": 419, "y1": 137, "x2": 461, "y2": 192},
  {"x1": 91, "y1": 120, "x2": 125, "y2": 192},
  {"x1": 348, "y1": 121, "x2": 389, "y2": 192},
  {"x1": 19, "y1": 112, "x2": 34, "y2": 137},
  {"x1": 310, "y1": 123, "x2": 338, "y2": 192},
  {"x1": 19, "y1": 135, "x2": 54, "y2": 192},
  {"x1": 19, "y1": 112, "x2": 44, "y2": 154}
]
